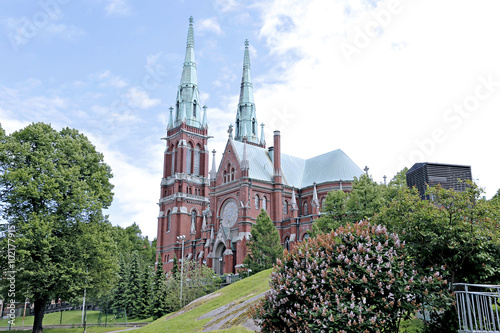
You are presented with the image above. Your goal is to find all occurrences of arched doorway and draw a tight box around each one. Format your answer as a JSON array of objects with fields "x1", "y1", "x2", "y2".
[{"x1": 215, "y1": 242, "x2": 226, "y2": 275}]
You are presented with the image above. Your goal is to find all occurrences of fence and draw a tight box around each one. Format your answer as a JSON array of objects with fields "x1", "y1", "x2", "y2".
[{"x1": 454, "y1": 283, "x2": 500, "y2": 333}]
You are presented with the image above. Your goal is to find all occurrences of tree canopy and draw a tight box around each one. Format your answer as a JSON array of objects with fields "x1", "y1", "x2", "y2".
[
  {"x1": 0, "y1": 123, "x2": 116, "y2": 333},
  {"x1": 243, "y1": 209, "x2": 283, "y2": 274}
]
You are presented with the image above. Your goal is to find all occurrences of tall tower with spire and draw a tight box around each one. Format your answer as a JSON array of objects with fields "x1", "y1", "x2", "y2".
[
  {"x1": 234, "y1": 40, "x2": 264, "y2": 147},
  {"x1": 157, "y1": 17, "x2": 210, "y2": 273}
]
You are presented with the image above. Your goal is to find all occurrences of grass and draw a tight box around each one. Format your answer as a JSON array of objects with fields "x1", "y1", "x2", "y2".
[
  {"x1": 0, "y1": 309, "x2": 152, "y2": 328},
  {"x1": 128, "y1": 268, "x2": 273, "y2": 333},
  {"x1": 42, "y1": 328, "x2": 127, "y2": 333}
]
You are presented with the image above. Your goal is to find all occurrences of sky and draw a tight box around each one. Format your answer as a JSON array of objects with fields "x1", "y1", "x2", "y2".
[{"x1": 1, "y1": 0, "x2": 499, "y2": 240}]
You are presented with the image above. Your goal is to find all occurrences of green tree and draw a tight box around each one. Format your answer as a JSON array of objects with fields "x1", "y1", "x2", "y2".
[
  {"x1": 311, "y1": 189, "x2": 347, "y2": 236},
  {"x1": 151, "y1": 258, "x2": 170, "y2": 319},
  {"x1": 383, "y1": 167, "x2": 408, "y2": 202},
  {"x1": 125, "y1": 251, "x2": 142, "y2": 318},
  {"x1": 243, "y1": 209, "x2": 283, "y2": 274},
  {"x1": 0, "y1": 123, "x2": 116, "y2": 333},
  {"x1": 253, "y1": 221, "x2": 449, "y2": 333},
  {"x1": 374, "y1": 181, "x2": 500, "y2": 331},
  {"x1": 137, "y1": 264, "x2": 153, "y2": 319},
  {"x1": 171, "y1": 255, "x2": 179, "y2": 277},
  {"x1": 347, "y1": 174, "x2": 386, "y2": 222}
]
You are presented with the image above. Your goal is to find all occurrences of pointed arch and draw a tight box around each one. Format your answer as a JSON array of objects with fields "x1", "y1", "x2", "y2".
[
  {"x1": 255, "y1": 194, "x2": 260, "y2": 209},
  {"x1": 252, "y1": 118, "x2": 256, "y2": 135},
  {"x1": 186, "y1": 142, "x2": 193, "y2": 174},
  {"x1": 193, "y1": 100, "x2": 197, "y2": 118},
  {"x1": 194, "y1": 144, "x2": 201, "y2": 176}
]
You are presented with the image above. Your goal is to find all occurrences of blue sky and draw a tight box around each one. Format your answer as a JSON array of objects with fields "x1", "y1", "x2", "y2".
[{"x1": 1, "y1": 0, "x2": 500, "y2": 239}]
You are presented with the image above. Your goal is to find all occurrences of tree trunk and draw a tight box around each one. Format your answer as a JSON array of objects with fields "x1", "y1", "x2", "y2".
[{"x1": 32, "y1": 298, "x2": 47, "y2": 333}]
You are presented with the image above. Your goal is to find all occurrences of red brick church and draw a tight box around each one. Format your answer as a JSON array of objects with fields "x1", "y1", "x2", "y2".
[{"x1": 156, "y1": 17, "x2": 363, "y2": 275}]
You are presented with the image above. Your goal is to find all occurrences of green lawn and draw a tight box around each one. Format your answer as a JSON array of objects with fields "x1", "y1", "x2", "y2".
[
  {"x1": 129, "y1": 269, "x2": 273, "y2": 333},
  {"x1": 0, "y1": 309, "x2": 152, "y2": 328}
]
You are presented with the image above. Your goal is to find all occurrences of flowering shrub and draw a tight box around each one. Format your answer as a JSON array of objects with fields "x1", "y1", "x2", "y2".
[{"x1": 253, "y1": 221, "x2": 449, "y2": 333}]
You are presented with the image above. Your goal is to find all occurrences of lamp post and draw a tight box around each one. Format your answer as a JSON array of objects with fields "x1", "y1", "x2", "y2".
[{"x1": 177, "y1": 235, "x2": 186, "y2": 308}]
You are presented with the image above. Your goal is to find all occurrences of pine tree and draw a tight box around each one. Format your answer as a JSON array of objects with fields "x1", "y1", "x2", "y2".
[
  {"x1": 171, "y1": 255, "x2": 179, "y2": 277},
  {"x1": 111, "y1": 255, "x2": 129, "y2": 316},
  {"x1": 243, "y1": 209, "x2": 284, "y2": 274},
  {"x1": 125, "y1": 251, "x2": 141, "y2": 318},
  {"x1": 137, "y1": 264, "x2": 153, "y2": 319},
  {"x1": 152, "y1": 258, "x2": 169, "y2": 319}
]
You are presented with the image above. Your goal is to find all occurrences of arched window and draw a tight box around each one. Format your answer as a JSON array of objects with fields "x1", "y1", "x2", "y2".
[
  {"x1": 284, "y1": 237, "x2": 290, "y2": 251},
  {"x1": 194, "y1": 144, "x2": 201, "y2": 176},
  {"x1": 252, "y1": 118, "x2": 256, "y2": 134},
  {"x1": 186, "y1": 142, "x2": 193, "y2": 174},
  {"x1": 284, "y1": 200, "x2": 288, "y2": 215},
  {"x1": 236, "y1": 119, "x2": 240, "y2": 137},
  {"x1": 171, "y1": 144, "x2": 176, "y2": 175},
  {"x1": 255, "y1": 194, "x2": 259, "y2": 209},
  {"x1": 303, "y1": 202, "x2": 308, "y2": 215},
  {"x1": 193, "y1": 100, "x2": 197, "y2": 118},
  {"x1": 303, "y1": 233, "x2": 310, "y2": 241},
  {"x1": 321, "y1": 197, "x2": 326, "y2": 210},
  {"x1": 262, "y1": 196, "x2": 267, "y2": 211},
  {"x1": 231, "y1": 167, "x2": 235, "y2": 181},
  {"x1": 167, "y1": 211, "x2": 171, "y2": 232},
  {"x1": 223, "y1": 170, "x2": 227, "y2": 183}
]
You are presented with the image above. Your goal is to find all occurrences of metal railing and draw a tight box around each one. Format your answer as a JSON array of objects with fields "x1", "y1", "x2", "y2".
[{"x1": 454, "y1": 283, "x2": 500, "y2": 333}]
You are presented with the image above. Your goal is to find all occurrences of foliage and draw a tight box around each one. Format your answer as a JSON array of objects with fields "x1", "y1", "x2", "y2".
[
  {"x1": 374, "y1": 181, "x2": 500, "y2": 332},
  {"x1": 311, "y1": 189, "x2": 347, "y2": 236},
  {"x1": 243, "y1": 209, "x2": 283, "y2": 274},
  {"x1": 110, "y1": 222, "x2": 156, "y2": 265},
  {"x1": 125, "y1": 251, "x2": 142, "y2": 318},
  {"x1": 110, "y1": 255, "x2": 129, "y2": 315},
  {"x1": 152, "y1": 258, "x2": 169, "y2": 319},
  {"x1": 347, "y1": 174, "x2": 387, "y2": 222},
  {"x1": 383, "y1": 167, "x2": 409, "y2": 202},
  {"x1": 0, "y1": 123, "x2": 116, "y2": 333},
  {"x1": 253, "y1": 221, "x2": 450, "y2": 333}
]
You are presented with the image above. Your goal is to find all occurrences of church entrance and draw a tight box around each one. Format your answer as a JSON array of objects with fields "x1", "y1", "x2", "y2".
[{"x1": 215, "y1": 242, "x2": 226, "y2": 275}]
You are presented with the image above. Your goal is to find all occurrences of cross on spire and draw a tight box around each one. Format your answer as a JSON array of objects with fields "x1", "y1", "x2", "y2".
[{"x1": 364, "y1": 166, "x2": 369, "y2": 175}]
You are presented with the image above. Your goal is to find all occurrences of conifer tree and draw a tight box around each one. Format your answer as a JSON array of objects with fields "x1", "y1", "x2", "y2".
[
  {"x1": 243, "y1": 209, "x2": 283, "y2": 274},
  {"x1": 172, "y1": 255, "x2": 179, "y2": 277},
  {"x1": 111, "y1": 255, "x2": 129, "y2": 316},
  {"x1": 125, "y1": 251, "x2": 141, "y2": 318},
  {"x1": 137, "y1": 264, "x2": 153, "y2": 319},
  {"x1": 152, "y1": 258, "x2": 169, "y2": 319}
]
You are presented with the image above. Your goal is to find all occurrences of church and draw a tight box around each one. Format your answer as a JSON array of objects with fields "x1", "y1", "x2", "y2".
[{"x1": 156, "y1": 17, "x2": 363, "y2": 275}]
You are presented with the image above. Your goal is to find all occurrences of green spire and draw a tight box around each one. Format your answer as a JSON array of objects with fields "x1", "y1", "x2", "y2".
[
  {"x1": 235, "y1": 39, "x2": 259, "y2": 145},
  {"x1": 175, "y1": 16, "x2": 203, "y2": 128}
]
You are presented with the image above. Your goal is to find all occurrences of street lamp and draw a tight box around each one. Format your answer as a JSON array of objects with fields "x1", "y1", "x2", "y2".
[{"x1": 177, "y1": 235, "x2": 186, "y2": 308}]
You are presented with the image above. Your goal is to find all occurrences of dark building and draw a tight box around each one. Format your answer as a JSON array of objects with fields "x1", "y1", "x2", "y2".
[{"x1": 406, "y1": 162, "x2": 472, "y2": 199}]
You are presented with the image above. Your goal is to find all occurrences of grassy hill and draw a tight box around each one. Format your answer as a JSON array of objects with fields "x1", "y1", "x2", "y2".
[{"x1": 130, "y1": 269, "x2": 272, "y2": 333}]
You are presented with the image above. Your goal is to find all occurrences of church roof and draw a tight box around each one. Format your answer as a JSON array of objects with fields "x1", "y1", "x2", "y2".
[{"x1": 231, "y1": 140, "x2": 363, "y2": 189}]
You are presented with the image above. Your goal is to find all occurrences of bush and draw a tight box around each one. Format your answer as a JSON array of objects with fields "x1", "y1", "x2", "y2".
[{"x1": 253, "y1": 221, "x2": 450, "y2": 333}]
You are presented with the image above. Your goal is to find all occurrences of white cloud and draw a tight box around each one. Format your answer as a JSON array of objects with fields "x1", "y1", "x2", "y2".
[
  {"x1": 125, "y1": 87, "x2": 161, "y2": 110},
  {"x1": 198, "y1": 17, "x2": 223, "y2": 35},
  {"x1": 104, "y1": 0, "x2": 132, "y2": 17},
  {"x1": 91, "y1": 70, "x2": 128, "y2": 88}
]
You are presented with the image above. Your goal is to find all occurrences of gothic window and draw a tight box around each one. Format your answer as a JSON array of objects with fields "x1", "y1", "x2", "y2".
[
  {"x1": 304, "y1": 202, "x2": 308, "y2": 215},
  {"x1": 231, "y1": 167, "x2": 235, "y2": 181},
  {"x1": 262, "y1": 196, "x2": 267, "y2": 211},
  {"x1": 255, "y1": 194, "x2": 259, "y2": 209},
  {"x1": 171, "y1": 144, "x2": 176, "y2": 175},
  {"x1": 193, "y1": 100, "x2": 197, "y2": 118},
  {"x1": 223, "y1": 170, "x2": 227, "y2": 183},
  {"x1": 236, "y1": 119, "x2": 240, "y2": 137},
  {"x1": 167, "y1": 211, "x2": 171, "y2": 232},
  {"x1": 194, "y1": 144, "x2": 201, "y2": 176},
  {"x1": 284, "y1": 200, "x2": 288, "y2": 215},
  {"x1": 284, "y1": 237, "x2": 290, "y2": 251},
  {"x1": 252, "y1": 118, "x2": 256, "y2": 134},
  {"x1": 321, "y1": 197, "x2": 326, "y2": 210},
  {"x1": 303, "y1": 233, "x2": 310, "y2": 241},
  {"x1": 186, "y1": 143, "x2": 193, "y2": 174}
]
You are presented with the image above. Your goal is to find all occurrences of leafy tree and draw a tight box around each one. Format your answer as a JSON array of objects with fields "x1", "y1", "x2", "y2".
[
  {"x1": 374, "y1": 181, "x2": 500, "y2": 332},
  {"x1": 311, "y1": 189, "x2": 347, "y2": 236},
  {"x1": 243, "y1": 209, "x2": 283, "y2": 274},
  {"x1": 253, "y1": 221, "x2": 449, "y2": 333},
  {"x1": 383, "y1": 167, "x2": 408, "y2": 202},
  {"x1": 0, "y1": 123, "x2": 116, "y2": 333},
  {"x1": 491, "y1": 188, "x2": 500, "y2": 203},
  {"x1": 347, "y1": 174, "x2": 386, "y2": 222}
]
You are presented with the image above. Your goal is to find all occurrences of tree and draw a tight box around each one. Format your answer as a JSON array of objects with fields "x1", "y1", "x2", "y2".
[
  {"x1": 171, "y1": 255, "x2": 179, "y2": 277},
  {"x1": 137, "y1": 264, "x2": 153, "y2": 319},
  {"x1": 243, "y1": 209, "x2": 283, "y2": 274},
  {"x1": 0, "y1": 123, "x2": 116, "y2": 333},
  {"x1": 151, "y1": 258, "x2": 169, "y2": 319},
  {"x1": 125, "y1": 251, "x2": 142, "y2": 318},
  {"x1": 110, "y1": 255, "x2": 129, "y2": 315},
  {"x1": 253, "y1": 221, "x2": 449, "y2": 333},
  {"x1": 347, "y1": 174, "x2": 386, "y2": 222},
  {"x1": 311, "y1": 189, "x2": 347, "y2": 236},
  {"x1": 383, "y1": 167, "x2": 408, "y2": 202},
  {"x1": 374, "y1": 181, "x2": 500, "y2": 331}
]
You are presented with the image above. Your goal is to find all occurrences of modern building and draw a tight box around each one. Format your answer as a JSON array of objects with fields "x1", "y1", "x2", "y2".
[
  {"x1": 406, "y1": 162, "x2": 472, "y2": 199},
  {"x1": 156, "y1": 17, "x2": 363, "y2": 275}
]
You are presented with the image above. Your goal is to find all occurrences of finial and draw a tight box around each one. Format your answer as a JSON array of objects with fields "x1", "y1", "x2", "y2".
[
  {"x1": 364, "y1": 166, "x2": 369, "y2": 175},
  {"x1": 228, "y1": 124, "x2": 233, "y2": 139},
  {"x1": 187, "y1": 17, "x2": 195, "y2": 48},
  {"x1": 245, "y1": 39, "x2": 249, "y2": 47},
  {"x1": 189, "y1": 16, "x2": 194, "y2": 25},
  {"x1": 202, "y1": 105, "x2": 207, "y2": 127}
]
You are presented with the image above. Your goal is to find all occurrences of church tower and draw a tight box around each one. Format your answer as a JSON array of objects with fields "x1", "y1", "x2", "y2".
[
  {"x1": 157, "y1": 17, "x2": 210, "y2": 273},
  {"x1": 234, "y1": 40, "x2": 264, "y2": 147}
]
